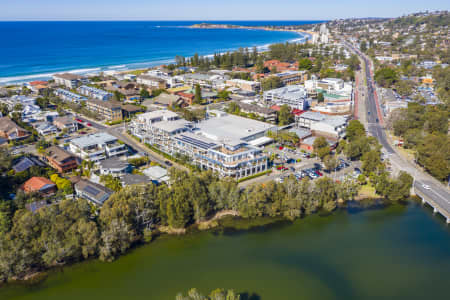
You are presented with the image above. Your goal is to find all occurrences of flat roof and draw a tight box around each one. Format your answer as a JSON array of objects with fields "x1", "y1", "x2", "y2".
[
  {"x1": 152, "y1": 119, "x2": 190, "y2": 133},
  {"x1": 71, "y1": 132, "x2": 117, "y2": 148},
  {"x1": 138, "y1": 110, "x2": 178, "y2": 121},
  {"x1": 197, "y1": 112, "x2": 276, "y2": 145},
  {"x1": 143, "y1": 166, "x2": 168, "y2": 180}
]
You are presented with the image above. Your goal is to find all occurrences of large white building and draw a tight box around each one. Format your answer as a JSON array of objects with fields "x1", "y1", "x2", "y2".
[
  {"x1": 69, "y1": 132, "x2": 128, "y2": 162},
  {"x1": 130, "y1": 110, "x2": 276, "y2": 179},
  {"x1": 263, "y1": 85, "x2": 310, "y2": 110},
  {"x1": 305, "y1": 78, "x2": 353, "y2": 100},
  {"x1": 295, "y1": 111, "x2": 347, "y2": 139}
]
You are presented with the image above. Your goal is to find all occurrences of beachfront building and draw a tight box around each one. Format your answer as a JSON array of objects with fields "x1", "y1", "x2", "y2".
[
  {"x1": 263, "y1": 85, "x2": 310, "y2": 110},
  {"x1": 86, "y1": 100, "x2": 123, "y2": 121},
  {"x1": 53, "y1": 73, "x2": 89, "y2": 89},
  {"x1": 225, "y1": 79, "x2": 261, "y2": 92},
  {"x1": 55, "y1": 89, "x2": 87, "y2": 103},
  {"x1": 69, "y1": 132, "x2": 128, "y2": 162},
  {"x1": 295, "y1": 111, "x2": 347, "y2": 139},
  {"x1": 130, "y1": 110, "x2": 276, "y2": 179},
  {"x1": 78, "y1": 85, "x2": 112, "y2": 101}
]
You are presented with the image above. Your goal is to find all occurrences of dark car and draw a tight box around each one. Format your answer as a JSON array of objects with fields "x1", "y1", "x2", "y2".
[{"x1": 165, "y1": 160, "x2": 173, "y2": 167}]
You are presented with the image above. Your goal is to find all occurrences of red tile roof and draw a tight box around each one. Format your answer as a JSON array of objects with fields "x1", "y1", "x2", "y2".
[
  {"x1": 292, "y1": 109, "x2": 306, "y2": 116},
  {"x1": 22, "y1": 177, "x2": 55, "y2": 192},
  {"x1": 29, "y1": 80, "x2": 48, "y2": 86},
  {"x1": 270, "y1": 105, "x2": 281, "y2": 111}
]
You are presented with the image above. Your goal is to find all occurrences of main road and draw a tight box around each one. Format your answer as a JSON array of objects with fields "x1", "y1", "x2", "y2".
[{"x1": 344, "y1": 41, "x2": 450, "y2": 223}]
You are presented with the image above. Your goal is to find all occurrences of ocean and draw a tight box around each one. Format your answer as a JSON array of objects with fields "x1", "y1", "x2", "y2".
[{"x1": 0, "y1": 21, "x2": 321, "y2": 84}]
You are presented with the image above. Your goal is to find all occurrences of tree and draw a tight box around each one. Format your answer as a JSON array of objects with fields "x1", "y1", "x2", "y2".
[
  {"x1": 313, "y1": 137, "x2": 330, "y2": 160},
  {"x1": 298, "y1": 58, "x2": 313, "y2": 70},
  {"x1": 324, "y1": 155, "x2": 339, "y2": 172},
  {"x1": 140, "y1": 89, "x2": 150, "y2": 99},
  {"x1": 361, "y1": 149, "x2": 383, "y2": 175},
  {"x1": 375, "y1": 67, "x2": 398, "y2": 87},
  {"x1": 194, "y1": 84, "x2": 202, "y2": 104},
  {"x1": 346, "y1": 120, "x2": 366, "y2": 142},
  {"x1": 277, "y1": 104, "x2": 294, "y2": 125},
  {"x1": 360, "y1": 41, "x2": 367, "y2": 52},
  {"x1": 261, "y1": 76, "x2": 282, "y2": 91},
  {"x1": 317, "y1": 92, "x2": 324, "y2": 103},
  {"x1": 313, "y1": 177, "x2": 338, "y2": 212}
]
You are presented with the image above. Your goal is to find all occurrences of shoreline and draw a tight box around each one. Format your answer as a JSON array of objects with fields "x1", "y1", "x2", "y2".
[
  {"x1": 0, "y1": 27, "x2": 308, "y2": 86},
  {"x1": 0, "y1": 197, "x2": 404, "y2": 286}
]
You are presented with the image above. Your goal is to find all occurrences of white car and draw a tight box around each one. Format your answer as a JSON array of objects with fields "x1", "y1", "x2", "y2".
[{"x1": 422, "y1": 184, "x2": 431, "y2": 190}]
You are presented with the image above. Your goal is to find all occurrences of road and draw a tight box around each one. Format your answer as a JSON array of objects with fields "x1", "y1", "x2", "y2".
[
  {"x1": 74, "y1": 115, "x2": 182, "y2": 169},
  {"x1": 345, "y1": 41, "x2": 450, "y2": 222}
]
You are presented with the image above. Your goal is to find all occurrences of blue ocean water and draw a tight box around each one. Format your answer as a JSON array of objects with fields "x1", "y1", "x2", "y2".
[{"x1": 0, "y1": 21, "x2": 322, "y2": 84}]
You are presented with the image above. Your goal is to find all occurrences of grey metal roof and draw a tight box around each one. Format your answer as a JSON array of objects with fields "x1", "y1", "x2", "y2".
[
  {"x1": 99, "y1": 158, "x2": 130, "y2": 170},
  {"x1": 71, "y1": 132, "x2": 118, "y2": 148}
]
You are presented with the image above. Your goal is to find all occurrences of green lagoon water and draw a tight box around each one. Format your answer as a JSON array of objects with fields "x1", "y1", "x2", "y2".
[{"x1": 2, "y1": 202, "x2": 450, "y2": 300}]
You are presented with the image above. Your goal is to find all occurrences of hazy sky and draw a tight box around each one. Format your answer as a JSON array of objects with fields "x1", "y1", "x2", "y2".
[{"x1": 0, "y1": 0, "x2": 448, "y2": 20}]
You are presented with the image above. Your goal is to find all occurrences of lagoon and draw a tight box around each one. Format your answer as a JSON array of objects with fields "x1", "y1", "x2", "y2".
[{"x1": 2, "y1": 202, "x2": 449, "y2": 300}]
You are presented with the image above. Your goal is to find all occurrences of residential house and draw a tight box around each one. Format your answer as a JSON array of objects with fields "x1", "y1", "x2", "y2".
[
  {"x1": 153, "y1": 93, "x2": 184, "y2": 107},
  {"x1": 45, "y1": 145, "x2": 79, "y2": 173},
  {"x1": 13, "y1": 156, "x2": 46, "y2": 173},
  {"x1": 53, "y1": 115, "x2": 78, "y2": 133},
  {"x1": 120, "y1": 174, "x2": 151, "y2": 186},
  {"x1": 74, "y1": 179, "x2": 113, "y2": 206},
  {"x1": 0, "y1": 117, "x2": 29, "y2": 140},
  {"x1": 22, "y1": 177, "x2": 57, "y2": 196},
  {"x1": 34, "y1": 122, "x2": 58, "y2": 136},
  {"x1": 142, "y1": 165, "x2": 169, "y2": 184},
  {"x1": 99, "y1": 158, "x2": 130, "y2": 176},
  {"x1": 69, "y1": 132, "x2": 128, "y2": 162}
]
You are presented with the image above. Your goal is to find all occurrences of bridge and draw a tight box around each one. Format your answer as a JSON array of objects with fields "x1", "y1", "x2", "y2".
[{"x1": 415, "y1": 186, "x2": 450, "y2": 224}]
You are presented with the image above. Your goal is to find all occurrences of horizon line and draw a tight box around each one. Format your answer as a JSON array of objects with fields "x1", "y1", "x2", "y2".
[{"x1": 0, "y1": 19, "x2": 333, "y2": 22}]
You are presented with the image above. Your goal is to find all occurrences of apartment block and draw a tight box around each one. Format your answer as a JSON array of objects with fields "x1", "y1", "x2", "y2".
[
  {"x1": 69, "y1": 132, "x2": 128, "y2": 162},
  {"x1": 86, "y1": 100, "x2": 123, "y2": 121},
  {"x1": 78, "y1": 85, "x2": 112, "y2": 101}
]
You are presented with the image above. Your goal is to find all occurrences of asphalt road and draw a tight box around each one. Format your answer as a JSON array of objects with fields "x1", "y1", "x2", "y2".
[
  {"x1": 346, "y1": 42, "x2": 450, "y2": 220},
  {"x1": 74, "y1": 115, "x2": 173, "y2": 168}
]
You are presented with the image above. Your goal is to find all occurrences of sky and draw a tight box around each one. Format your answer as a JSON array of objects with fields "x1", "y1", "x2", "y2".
[{"x1": 0, "y1": 0, "x2": 448, "y2": 21}]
